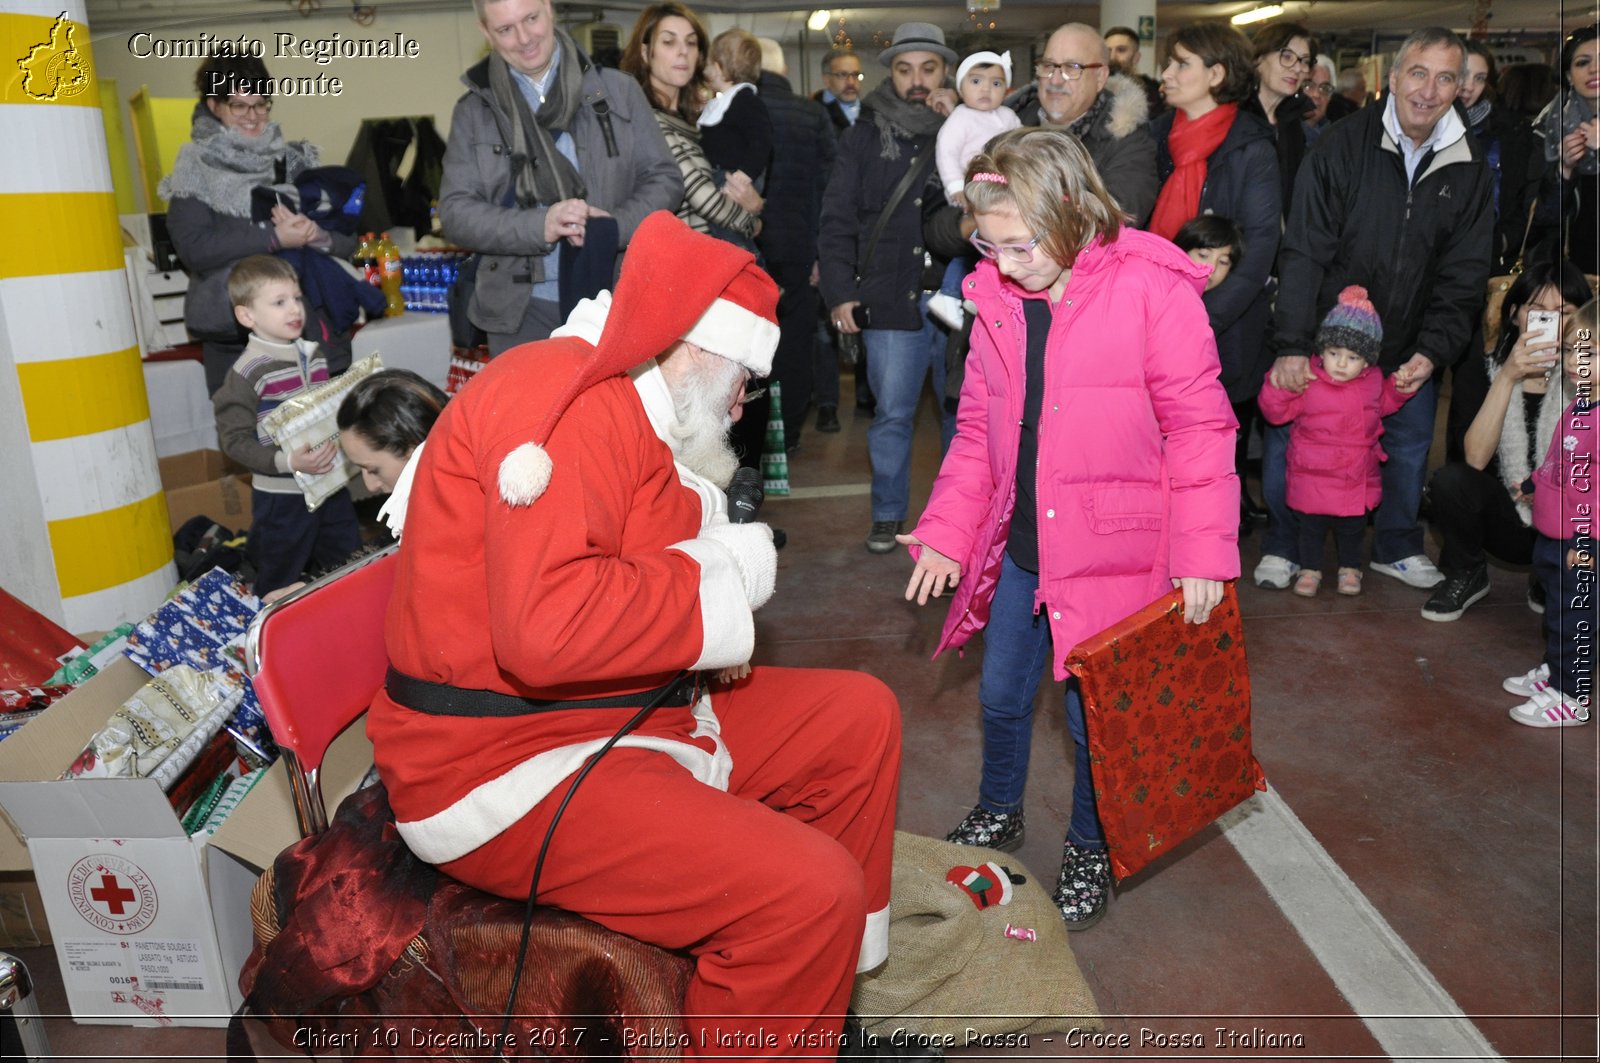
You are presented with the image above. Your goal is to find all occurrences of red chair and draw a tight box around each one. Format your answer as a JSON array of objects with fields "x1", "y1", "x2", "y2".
[
  {"x1": 243, "y1": 547, "x2": 397, "y2": 836},
  {"x1": 238, "y1": 548, "x2": 691, "y2": 1058}
]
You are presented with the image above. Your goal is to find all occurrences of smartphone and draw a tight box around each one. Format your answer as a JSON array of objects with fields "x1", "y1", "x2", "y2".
[
  {"x1": 852, "y1": 304, "x2": 872, "y2": 330},
  {"x1": 1525, "y1": 309, "x2": 1561, "y2": 347}
]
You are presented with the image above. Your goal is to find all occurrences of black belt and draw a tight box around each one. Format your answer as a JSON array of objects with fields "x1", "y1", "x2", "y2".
[{"x1": 385, "y1": 667, "x2": 701, "y2": 718}]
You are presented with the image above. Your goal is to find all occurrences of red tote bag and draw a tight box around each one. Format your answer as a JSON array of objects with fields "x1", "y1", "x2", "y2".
[{"x1": 1066, "y1": 582, "x2": 1267, "y2": 881}]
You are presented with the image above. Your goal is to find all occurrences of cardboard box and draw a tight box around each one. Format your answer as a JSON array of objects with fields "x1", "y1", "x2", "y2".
[
  {"x1": 158, "y1": 450, "x2": 252, "y2": 536},
  {"x1": 0, "y1": 872, "x2": 50, "y2": 947},
  {"x1": 0, "y1": 658, "x2": 373, "y2": 1026}
]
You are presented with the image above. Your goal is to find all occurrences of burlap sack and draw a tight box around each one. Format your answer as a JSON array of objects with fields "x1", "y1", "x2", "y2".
[{"x1": 851, "y1": 831, "x2": 1101, "y2": 1041}]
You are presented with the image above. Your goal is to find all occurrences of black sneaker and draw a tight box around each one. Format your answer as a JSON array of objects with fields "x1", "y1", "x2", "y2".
[
  {"x1": 865, "y1": 520, "x2": 902, "y2": 554},
  {"x1": 1420, "y1": 564, "x2": 1490, "y2": 622},
  {"x1": 1052, "y1": 839, "x2": 1111, "y2": 931},
  {"x1": 816, "y1": 405, "x2": 841, "y2": 433},
  {"x1": 945, "y1": 805, "x2": 1025, "y2": 852},
  {"x1": 1528, "y1": 576, "x2": 1546, "y2": 614}
]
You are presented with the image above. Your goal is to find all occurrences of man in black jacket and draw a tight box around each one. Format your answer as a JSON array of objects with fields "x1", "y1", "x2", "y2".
[
  {"x1": 755, "y1": 41, "x2": 837, "y2": 449},
  {"x1": 819, "y1": 22, "x2": 956, "y2": 553},
  {"x1": 1256, "y1": 27, "x2": 1493, "y2": 594}
]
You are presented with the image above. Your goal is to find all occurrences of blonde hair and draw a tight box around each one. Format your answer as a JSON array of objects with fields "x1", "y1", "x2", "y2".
[
  {"x1": 711, "y1": 28, "x2": 762, "y2": 85},
  {"x1": 962, "y1": 127, "x2": 1123, "y2": 267}
]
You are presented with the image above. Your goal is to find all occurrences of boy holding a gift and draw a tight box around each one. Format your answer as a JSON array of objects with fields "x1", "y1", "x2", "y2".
[{"x1": 213, "y1": 254, "x2": 360, "y2": 596}]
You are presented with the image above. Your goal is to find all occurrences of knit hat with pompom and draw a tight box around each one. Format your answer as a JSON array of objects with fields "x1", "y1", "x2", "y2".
[{"x1": 1316, "y1": 285, "x2": 1383, "y2": 364}]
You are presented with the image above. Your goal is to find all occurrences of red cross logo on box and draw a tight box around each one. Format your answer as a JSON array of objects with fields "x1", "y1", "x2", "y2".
[{"x1": 67, "y1": 854, "x2": 159, "y2": 934}]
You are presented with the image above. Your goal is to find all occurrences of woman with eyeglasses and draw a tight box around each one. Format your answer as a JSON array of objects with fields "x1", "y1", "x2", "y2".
[
  {"x1": 161, "y1": 55, "x2": 357, "y2": 395},
  {"x1": 1151, "y1": 23, "x2": 1281, "y2": 534},
  {"x1": 899, "y1": 127, "x2": 1239, "y2": 931},
  {"x1": 1241, "y1": 22, "x2": 1317, "y2": 220}
]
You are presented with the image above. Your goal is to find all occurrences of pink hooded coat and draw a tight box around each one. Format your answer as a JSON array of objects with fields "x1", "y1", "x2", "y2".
[
  {"x1": 1531, "y1": 396, "x2": 1597, "y2": 542},
  {"x1": 909, "y1": 230, "x2": 1240, "y2": 681},
  {"x1": 1257, "y1": 367, "x2": 1410, "y2": 518}
]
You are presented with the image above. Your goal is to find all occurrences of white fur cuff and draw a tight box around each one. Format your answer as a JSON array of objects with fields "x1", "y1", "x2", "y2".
[{"x1": 698, "y1": 522, "x2": 777, "y2": 609}]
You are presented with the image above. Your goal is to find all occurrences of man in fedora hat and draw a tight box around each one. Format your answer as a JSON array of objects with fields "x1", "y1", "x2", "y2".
[
  {"x1": 820, "y1": 22, "x2": 959, "y2": 554},
  {"x1": 371, "y1": 212, "x2": 920, "y2": 1057}
]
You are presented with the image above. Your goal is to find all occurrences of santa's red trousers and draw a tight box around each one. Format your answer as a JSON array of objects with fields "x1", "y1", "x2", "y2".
[{"x1": 441, "y1": 666, "x2": 901, "y2": 1058}]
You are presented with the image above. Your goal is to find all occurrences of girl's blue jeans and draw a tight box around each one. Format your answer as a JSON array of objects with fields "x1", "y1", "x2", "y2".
[{"x1": 976, "y1": 553, "x2": 1106, "y2": 850}]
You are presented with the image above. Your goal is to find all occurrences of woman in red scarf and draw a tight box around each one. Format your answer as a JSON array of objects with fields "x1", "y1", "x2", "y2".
[{"x1": 1150, "y1": 23, "x2": 1282, "y2": 534}]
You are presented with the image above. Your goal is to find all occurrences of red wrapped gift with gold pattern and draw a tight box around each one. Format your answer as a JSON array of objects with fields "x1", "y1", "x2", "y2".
[{"x1": 1066, "y1": 582, "x2": 1266, "y2": 881}]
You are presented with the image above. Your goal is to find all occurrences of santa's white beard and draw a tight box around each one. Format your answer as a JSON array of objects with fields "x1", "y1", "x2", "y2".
[{"x1": 669, "y1": 357, "x2": 742, "y2": 489}]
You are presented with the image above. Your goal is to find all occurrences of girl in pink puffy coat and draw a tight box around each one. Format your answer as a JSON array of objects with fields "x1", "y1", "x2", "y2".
[
  {"x1": 1258, "y1": 286, "x2": 1414, "y2": 596},
  {"x1": 898, "y1": 128, "x2": 1239, "y2": 931}
]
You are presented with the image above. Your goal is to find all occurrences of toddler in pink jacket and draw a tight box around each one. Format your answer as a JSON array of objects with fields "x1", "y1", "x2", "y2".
[{"x1": 1258, "y1": 286, "x2": 1414, "y2": 597}]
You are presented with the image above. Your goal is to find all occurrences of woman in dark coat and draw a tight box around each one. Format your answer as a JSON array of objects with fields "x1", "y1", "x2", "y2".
[
  {"x1": 1240, "y1": 22, "x2": 1316, "y2": 221},
  {"x1": 1463, "y1": 40, "x2": 1543, "y2": 272},
  {"x1": 160, "y1": 56, "x2": 356, "y2": 395},
  {"x1": 1532, "y1": 23, "x2": 1600, "y2": 275},
  {"x1": 1152, "y1": 23, "x2": 1281, "y2": 530}
]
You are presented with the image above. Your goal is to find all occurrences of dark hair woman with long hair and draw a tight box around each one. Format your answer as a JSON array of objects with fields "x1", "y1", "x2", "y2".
[
  {"x1": 1531, "y1": 22, "x2": 1600, "y2": 273},
  {"x1": 1422, "y1": 252, "x2": 1596, "y2": 620},
  {"x1": 619, "y1": 3, "x2": 762, "y2": 245}
]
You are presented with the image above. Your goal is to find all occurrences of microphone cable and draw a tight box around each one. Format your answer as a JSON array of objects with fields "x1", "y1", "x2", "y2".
[{"x1": 492, "y1": 671, "x2": 691, "y2": 1059}]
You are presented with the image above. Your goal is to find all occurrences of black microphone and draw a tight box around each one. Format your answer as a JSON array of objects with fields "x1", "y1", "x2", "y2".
[{"x1": 727, "y1": 466, "x2": 764, "y2": 524}]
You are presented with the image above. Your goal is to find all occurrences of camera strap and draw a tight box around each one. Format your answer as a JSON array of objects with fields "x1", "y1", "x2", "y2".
[{"x1": 854, "y1": 147, "x2": 938, "y2": 286}]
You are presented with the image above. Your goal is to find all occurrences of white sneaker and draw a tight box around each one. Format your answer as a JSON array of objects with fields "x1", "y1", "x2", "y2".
[
  {"x1": 1508, "y1": 686, "x2": 1590, "y2": 728},
  {"x1": 927, "y1": 292, "x2": 965, "y2": 330},
  {"x1": 1370, "y1": 554, "x2": 1445, "y2": 589},
  {"x1": 1503, "y1": 663, "x2": 1552, "y2": 698},
  {"x1": 1253, "y1": 554, "x2": 1300, "y2": 590}
]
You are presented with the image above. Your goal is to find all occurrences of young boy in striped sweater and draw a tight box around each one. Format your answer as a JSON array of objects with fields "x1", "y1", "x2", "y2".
[{"x1": 213, "y1": 255, "x2": 359, "y2": 596}]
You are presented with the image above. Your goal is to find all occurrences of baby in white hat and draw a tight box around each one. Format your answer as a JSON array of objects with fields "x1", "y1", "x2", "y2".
[{"x1": 930, "y1": 50, "x2": 1021, "y2": 330}]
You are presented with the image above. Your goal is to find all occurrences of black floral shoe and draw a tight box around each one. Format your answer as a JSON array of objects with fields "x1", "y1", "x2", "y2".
[
  {"x1": 1052, "y1": 839, "x2": 1111, "y2": 931},
  {"x1": 944, "y1": 805, "x2": 1025, "y2": 852}
]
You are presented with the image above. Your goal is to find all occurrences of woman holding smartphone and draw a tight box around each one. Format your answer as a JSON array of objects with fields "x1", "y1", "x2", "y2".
[{"x1": 1420, "y1": 254, "x2": 1594, "y2": 621}]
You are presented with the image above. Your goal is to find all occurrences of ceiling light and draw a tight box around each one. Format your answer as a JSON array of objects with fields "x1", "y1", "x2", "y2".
[
  {"x1": 1231, "y1": 4, "x2": 1284, "y2": 26},
  {"x1": 807, "y1": 10, "x2": 832, "y2": 32}
]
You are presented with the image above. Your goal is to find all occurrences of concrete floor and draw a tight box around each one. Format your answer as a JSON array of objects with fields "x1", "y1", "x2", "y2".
[{"x1": 6, "y1": 380, "x2": 1597, "y2": 1061}]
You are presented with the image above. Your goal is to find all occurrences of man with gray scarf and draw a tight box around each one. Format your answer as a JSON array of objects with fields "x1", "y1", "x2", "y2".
[
  {"x1": 441, "y1": 0, "x2": 682, "y2": 354},
  {"x1": 819, "y1": 22, "x2": 959, "y2": 554}
]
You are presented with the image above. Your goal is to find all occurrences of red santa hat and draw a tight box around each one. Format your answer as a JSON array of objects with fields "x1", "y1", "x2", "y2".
[{"x1": 499, "y1": 212, "x2": 780, "y2": 506}]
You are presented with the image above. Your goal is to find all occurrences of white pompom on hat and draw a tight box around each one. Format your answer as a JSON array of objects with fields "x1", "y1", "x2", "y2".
[{"x1": 497, "y1": 211, "x2": 780, "y2": 507}]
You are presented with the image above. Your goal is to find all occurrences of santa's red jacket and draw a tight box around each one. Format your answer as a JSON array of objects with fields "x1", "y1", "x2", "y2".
[{"x1": 367, "y1": 337, "x2": 756, "y2": 868}]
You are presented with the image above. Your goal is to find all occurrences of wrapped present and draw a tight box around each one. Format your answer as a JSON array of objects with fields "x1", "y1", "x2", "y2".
[
  {"x1": 0, "y1": 585, "x2": 83, "y2": 686},
  {"x1": 60, "y1": 664, "x2": 243, "y2": 789},
  {"x1": 1, "y1": 684, "x2": 74, "y2": 714},
  {"x1": 45, "y1": 623, "x2": 133, "y2": 685},
  {"x1": 123, "y1": 568, "x2": 275, "y2": 764},
  {"x1": 1066, "y1": 583, "x2": 1266, "y2": 881},
  {"x1": 195, "y1": 766, "x2": 268, "y2": 838},
  {"x1": 261, "y1": 353, "x2": 382, "y2": 511}
]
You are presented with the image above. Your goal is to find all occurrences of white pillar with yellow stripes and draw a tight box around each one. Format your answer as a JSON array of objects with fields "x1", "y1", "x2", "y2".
[{"x1": 1, "y1": 0, "x2": 174, "y2": 632}]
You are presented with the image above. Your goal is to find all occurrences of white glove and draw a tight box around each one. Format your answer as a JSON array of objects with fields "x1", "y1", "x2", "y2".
[{"x1": 698, "y1": 521, "x2": 777, "y2": 610}]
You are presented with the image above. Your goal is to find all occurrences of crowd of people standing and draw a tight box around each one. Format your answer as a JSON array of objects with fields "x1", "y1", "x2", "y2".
[{"x1": 163, "y1": 2, "x2": 1596, "y2": 1054}]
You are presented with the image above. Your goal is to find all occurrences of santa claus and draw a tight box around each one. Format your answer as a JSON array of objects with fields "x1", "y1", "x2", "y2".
[{"x1": 369, "y1": 212, "x2": 906, "y2": 1057}]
